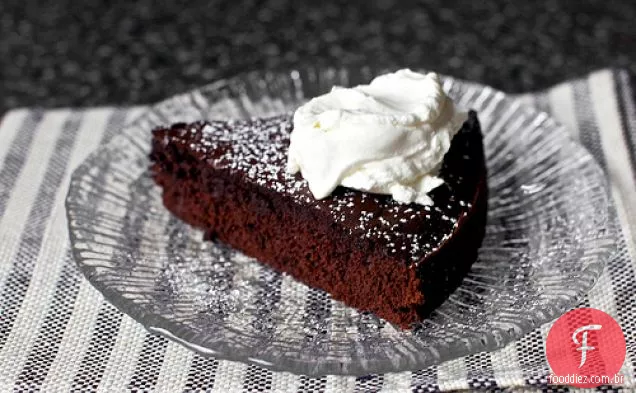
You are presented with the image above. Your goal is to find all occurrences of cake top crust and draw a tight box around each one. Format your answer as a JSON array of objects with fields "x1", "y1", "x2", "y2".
[{"x1": 152, "y1": 111, "x2": 485, "y2": 265}]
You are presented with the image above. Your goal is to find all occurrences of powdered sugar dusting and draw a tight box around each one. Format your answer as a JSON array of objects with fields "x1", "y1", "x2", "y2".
[{"x1": 164, "y1": 114, "x2": 482, "y2": 265}]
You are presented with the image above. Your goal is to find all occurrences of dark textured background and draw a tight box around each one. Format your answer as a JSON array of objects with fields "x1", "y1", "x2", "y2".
[{"x1": 1, "y1": 0, "x2": 635, "y2": 112}]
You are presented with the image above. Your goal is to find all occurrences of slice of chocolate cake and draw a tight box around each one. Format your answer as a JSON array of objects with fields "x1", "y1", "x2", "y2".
[{"x1": 149, "y1": 111, "x2": 487, "y2": 329}]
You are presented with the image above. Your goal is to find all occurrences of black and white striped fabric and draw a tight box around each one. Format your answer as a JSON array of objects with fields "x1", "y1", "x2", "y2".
[{"x1": 0, "y1": 69, "x2": 634, "y2": 392}]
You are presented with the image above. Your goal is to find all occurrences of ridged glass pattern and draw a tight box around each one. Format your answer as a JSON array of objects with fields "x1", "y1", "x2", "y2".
[{"x1": 66, "y1": 67, "x2": 616, "y2": 376}]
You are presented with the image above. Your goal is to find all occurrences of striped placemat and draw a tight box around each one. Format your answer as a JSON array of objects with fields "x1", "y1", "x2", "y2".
[{"x1": 0, "y1": 69, "x2": 634, "y2": 392}]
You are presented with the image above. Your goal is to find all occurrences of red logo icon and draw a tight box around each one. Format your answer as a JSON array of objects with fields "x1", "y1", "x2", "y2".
[{"x1": 546, "y1": 308, "x2": 626, "y2": 388}]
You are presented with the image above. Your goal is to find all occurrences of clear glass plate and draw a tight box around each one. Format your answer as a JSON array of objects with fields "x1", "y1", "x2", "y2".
[{"x1": 65, "y1": 67, "x2": 616, "y2": 376}]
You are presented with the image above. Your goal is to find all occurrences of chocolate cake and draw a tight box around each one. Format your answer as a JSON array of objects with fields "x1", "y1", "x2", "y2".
[{"x1": 149, "y1": 111, "x2": 487, "y2": 328}]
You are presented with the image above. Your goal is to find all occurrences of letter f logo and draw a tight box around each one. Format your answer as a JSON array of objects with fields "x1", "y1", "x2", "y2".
[
  {"x1": 572, "y1": 324, "x2": 602, "y2": 368},
  {"x1": 546, "y1": 308, "x2": 625, "y2": 388}
]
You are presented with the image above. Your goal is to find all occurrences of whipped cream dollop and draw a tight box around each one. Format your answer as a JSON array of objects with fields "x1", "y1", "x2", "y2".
[{"x1": 286, "y1": 69, "x2": 467, "y2": 205}]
